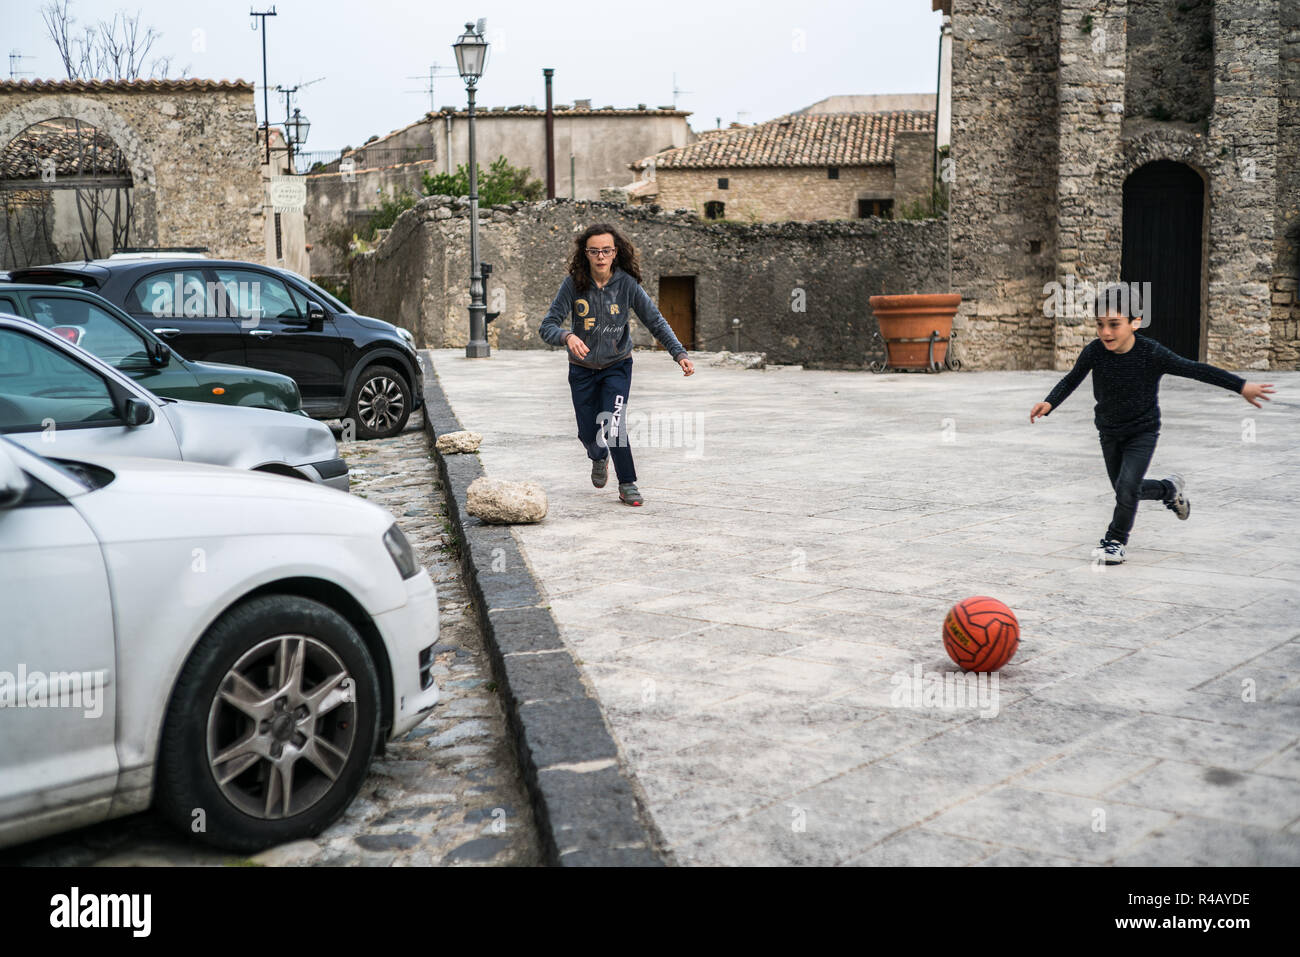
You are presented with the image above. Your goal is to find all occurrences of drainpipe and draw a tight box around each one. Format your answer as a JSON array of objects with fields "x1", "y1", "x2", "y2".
[
  {"x1": 444, "y1": 113, "x2": 453, "y2": 175},
  {"x1": 544, "y1": 68, "x2": 556, "y2": 199}
]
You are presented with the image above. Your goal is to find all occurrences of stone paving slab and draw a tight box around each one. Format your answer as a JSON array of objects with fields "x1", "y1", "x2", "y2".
[{"x1": 426, "y1": 348, "x2": 1300, "y2": 866}]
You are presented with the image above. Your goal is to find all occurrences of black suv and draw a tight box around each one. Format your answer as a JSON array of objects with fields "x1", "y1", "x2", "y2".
[{"x1": 9, "y1": 257, "x2": 423, "y2": 438}]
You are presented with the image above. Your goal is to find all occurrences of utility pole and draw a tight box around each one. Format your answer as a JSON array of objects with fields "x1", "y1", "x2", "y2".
[{"x1": 250, "y1": 7, "x2": 277, "y2": 165}]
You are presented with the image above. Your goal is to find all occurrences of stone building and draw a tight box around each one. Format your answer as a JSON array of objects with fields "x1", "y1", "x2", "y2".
[
  {"x1": 0, "y1": 79, "x2": 265, "y2": 268},
  {"x1": 626, "y1": 111, "x2": 938, "y2": 223},
  {"x1": 345, "y1": 103, "x2": 695, "y2": 202},
  {"x1": 942, "y1": 0, "x2": 1300, "y2": 370}
]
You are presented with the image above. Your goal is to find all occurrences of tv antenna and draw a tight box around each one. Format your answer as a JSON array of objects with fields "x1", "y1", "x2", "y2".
[
  {"x1": 672, "y1": 72, "x2": 692, "y2": 109},
  {"x1": 8, "y1": 50, "x2": 34, "y2": 80},
  {"x1": 407, "y1": 62, "x2": 458, "y2": 114}
]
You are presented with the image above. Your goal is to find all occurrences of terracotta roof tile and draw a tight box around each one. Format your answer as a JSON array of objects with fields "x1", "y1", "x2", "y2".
[
  {"x1": 0, "y1": 78, "x2": 252, "y2": 93},
  {"x1": 639, "y1": 110, "x2": 935, "y2": 170}
]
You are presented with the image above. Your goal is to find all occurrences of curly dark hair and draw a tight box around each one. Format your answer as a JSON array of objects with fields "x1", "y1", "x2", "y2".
[{"x1": 568, "y1": 223, "x2": 642, "y2": 294}]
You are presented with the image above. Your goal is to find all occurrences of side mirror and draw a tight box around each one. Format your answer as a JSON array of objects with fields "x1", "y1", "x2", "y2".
[
  {"x1": 0, "y1": 443, "x2": 29, "y2": 508},
  {"x1": 123, "y1": 397, "x2": 155, "y2": 427},
  {"x1": 149, "y1": 340, "x2": 172, "y2": 366},
  {"x1": 307, "y1": 302, "x2": 326, "y2": 320}
]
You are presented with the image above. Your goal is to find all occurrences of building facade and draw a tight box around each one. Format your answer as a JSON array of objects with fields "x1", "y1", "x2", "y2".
[
  {"x1": 628, "y1": 111, "x2": 938, "y2": 223},
  {"x1": 944, "y1": 0, "x2": 1300, "y2": 371},
  {"x1": 0, "y1": 79, "x2": 265, "y2": 268}
]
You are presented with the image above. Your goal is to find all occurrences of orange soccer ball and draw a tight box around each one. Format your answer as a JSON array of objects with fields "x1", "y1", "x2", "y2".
[{"x1": 943, "y1": 596, "x2": 1020, "y2": 672}]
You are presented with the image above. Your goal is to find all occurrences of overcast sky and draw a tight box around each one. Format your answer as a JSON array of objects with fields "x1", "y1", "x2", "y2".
[{"x1": 8, "y1": 0, "x2": 945, "y2": 153}]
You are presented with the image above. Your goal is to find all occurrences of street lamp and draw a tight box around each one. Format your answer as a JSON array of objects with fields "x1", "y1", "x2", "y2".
[
  {"x1": 285, "y1": 107, "x2": 310, "y2": 171},
  {"x1": 454, "y1": 21, "x2": 490, "y2": 358}
]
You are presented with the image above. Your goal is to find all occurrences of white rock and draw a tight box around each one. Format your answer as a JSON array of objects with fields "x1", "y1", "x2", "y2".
[
  {"x1": 466, "y1": 477, "x2": 547, "y2": 524},
  {"x1": 709, "y1": 350, "x2": 766, "y2": 369},
  {"x1": 436, "y1": 430, "x2": 483, "y2": 453}
]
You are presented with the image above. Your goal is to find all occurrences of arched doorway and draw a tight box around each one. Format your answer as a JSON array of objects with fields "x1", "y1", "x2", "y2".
[
  {"x1": 1121, "y1": 161, "x2": 1205, "y2": 359},
  {"x1": 0, "y1": 117, "x2": 134, "y2": 269}
]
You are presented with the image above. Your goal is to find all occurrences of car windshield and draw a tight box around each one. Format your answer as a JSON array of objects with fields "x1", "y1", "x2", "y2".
[{"x1": 293, "y1": 275, "x2": 352, "y2": 314}]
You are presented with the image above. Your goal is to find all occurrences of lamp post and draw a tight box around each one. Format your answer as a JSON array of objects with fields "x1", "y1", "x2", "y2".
[
  {"x1": 285, "y1": 107, "x2": 310, "y2": 172},
  {"x1": 454, "y1": 21, "x2": 490, "y2": 358}
]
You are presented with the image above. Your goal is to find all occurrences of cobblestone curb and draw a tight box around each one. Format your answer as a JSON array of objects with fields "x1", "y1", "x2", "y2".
[{"x1": 418, "y1": 351, "x2": 668, "y2": 867}]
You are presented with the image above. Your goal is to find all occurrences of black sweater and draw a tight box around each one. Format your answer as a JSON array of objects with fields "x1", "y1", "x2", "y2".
[{"x1": 1044, "y1": 335, "x2": 1246, "y2": 436}]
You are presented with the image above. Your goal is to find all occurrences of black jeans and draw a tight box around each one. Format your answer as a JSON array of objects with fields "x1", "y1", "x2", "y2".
[{"x1": 1099, "y1": 430, "x2": 1171, "y2": 544}]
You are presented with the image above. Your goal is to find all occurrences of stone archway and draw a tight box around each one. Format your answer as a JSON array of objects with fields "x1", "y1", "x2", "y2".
[
  {"x1": 0, "y1": 95, "x2": 159, "y2": 267},
  {"x1": 1121, "y1": 160, "x2": 1206, "y2": 360}
]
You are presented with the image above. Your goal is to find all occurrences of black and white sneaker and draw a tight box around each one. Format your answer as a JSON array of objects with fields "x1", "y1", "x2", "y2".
[
  {"x1": 1164, "y1": 473, "x2": 1190, "y2": 520},
  {"x1": 591, "y1": 455, "x2": 609, "y2": 488},
  {"x1": 1091, "y1": 538, "x2": 1126, "y2": 565}
]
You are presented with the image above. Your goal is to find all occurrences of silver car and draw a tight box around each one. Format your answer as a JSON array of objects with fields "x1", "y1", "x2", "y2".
[{"x1": 0, "y1": 315, "x2": 347, "y2": 489}]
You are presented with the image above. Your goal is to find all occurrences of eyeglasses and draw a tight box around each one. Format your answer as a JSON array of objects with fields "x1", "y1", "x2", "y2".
[{"x1": 585, "y1": 248, "x2": 616, "y2": 258}]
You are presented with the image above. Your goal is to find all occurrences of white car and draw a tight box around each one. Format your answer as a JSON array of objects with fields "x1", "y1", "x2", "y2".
[
  {"x1": 0, "y1": 437, "x2": 439, "y2": 851},
  {"x1": 0, "y1": 315, "x2": 348, "y2": 490}
]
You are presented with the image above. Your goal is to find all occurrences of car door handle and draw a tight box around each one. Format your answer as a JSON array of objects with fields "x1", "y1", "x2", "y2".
[
  {"x1": 249, "y1": 330, "x2": 275, "y2": 338},
  {"x1": 152, "y1": 328, "x2": 180, "y2": 338}
]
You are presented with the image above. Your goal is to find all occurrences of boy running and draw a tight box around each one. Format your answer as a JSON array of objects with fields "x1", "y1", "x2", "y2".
[{"x1": 1029, "y1": 285, "x2": 1274, "y2": 564}]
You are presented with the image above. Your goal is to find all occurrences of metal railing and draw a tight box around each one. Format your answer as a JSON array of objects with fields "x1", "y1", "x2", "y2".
[{"x1": 297, "y1": 147, "x2": 437, "y2": 174}]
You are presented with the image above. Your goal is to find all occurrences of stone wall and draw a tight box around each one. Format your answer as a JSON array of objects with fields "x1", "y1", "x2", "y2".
[
  {"x1": 305, "y1": 161, "x2": 434, "y2": 279},
  {"x1": 948, "y1": 0, "x2": 1061, "y2": 370},
  {"x1": 0, "y1": 81, "x2": 264, "y2": 265},
  {"x1": 951, "y1": 0, "x2": 1290, "y2": 371},
  {"x1": 1124, "y1": 0, "x2": 1215, "y2": 123},
  {"x1": 1270, "y1": 4, "x2": 1300, "y2": 368},
  {"x1": 350, "y1": 198, "x2": 950, "y2": 369},
  {"x1": 1206, "y1": 0, "x2": 1278, "y2": 371},
  {"x1": 653, "y1": 165, "x2": 896, "y2": 223}
]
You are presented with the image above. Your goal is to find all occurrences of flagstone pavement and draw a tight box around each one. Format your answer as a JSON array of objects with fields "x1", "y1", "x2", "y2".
[{"x1": 428, "y1": 348, "x2": 1300, "y2": 866}]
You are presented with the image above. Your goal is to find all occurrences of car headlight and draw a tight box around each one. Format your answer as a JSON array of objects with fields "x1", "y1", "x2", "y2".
[
  {"x1": 383, "y1": 523, "x2": 419, "y2": 579},
  {"x1": 397, "y1": 327, "x2": 415, "y2": 350}
]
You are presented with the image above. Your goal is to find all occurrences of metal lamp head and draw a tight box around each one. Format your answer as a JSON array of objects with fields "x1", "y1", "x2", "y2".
[
  {"x1": 287, "y1": 108, "x2": 310, "y2": 147},
  {"x1": 453, "y1": 22, "x2": 489, "y2": 84}
]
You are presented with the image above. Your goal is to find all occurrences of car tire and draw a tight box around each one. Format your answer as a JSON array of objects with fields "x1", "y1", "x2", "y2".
[
  {"x1": 155, "y1": 594, "x2": 381, "y2": 852},
  {"x1": 347, "y1": 364, "x2": 411, "y2": 439}
]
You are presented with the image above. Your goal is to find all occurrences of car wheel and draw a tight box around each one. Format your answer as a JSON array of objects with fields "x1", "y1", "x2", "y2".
[
  {"x1": 347, "y1": 364, "x2": 411, "y2": 439},
  {"x1": 155, "y1": 594, "x2": 381, "y2": 852}
]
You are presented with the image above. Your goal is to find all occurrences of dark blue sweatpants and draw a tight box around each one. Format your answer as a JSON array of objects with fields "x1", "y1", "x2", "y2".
[{"x1": 568, "y1": 357, "x2": 635, "y2": 484}]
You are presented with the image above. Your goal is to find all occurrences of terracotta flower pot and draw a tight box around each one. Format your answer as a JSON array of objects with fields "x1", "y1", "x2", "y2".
[{"x1": 868, "y1": 293, "x2": 962, "y2": 370}]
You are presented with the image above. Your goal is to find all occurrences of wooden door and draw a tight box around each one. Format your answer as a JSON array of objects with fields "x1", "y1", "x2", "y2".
[
  {"x1": 1122, "y1": 161, "x2": 1204, "y2": 359},
  {"x1": 656, "y1": 276, "x2": 696, "y2": 350}
]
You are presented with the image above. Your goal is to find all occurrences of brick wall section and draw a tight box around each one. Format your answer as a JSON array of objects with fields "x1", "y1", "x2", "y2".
[
  {"x1": 350, "y1": 198, "x2": 950, "y2": 369},
  {"x1": 948, "y1": 0, "x2": 1061, "y2": 370},
  {"x1": 0, "y1": 84, "x2": 263, "y2": 263},
  {"x1": 653, "y1": 165, "x2": 895, "y2": 222},
  {"x1": 1271, "y1": 5, "x2": 1300, "y2": 368},
  {"x1": 1124, "y1": 0, "x2": 1215, "y2": 123},
  {"x1": 1207, "y1": 0, "x2": 1278, "y2": 371}
]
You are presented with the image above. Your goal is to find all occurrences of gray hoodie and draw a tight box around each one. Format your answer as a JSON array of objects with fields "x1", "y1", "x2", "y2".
[{"x1": 539, "y1": 268, "x2": 687, "y2": 370}]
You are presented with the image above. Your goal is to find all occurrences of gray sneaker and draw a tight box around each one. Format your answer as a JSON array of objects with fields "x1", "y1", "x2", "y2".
[
  {"x1": 591, "y1": 455, "x2": 608, "y2": 488},
  {"x1": 1091, "y1": 538, "x2": 1126, "y2": 565},
  {"x1": 618, "y1": 482, "x2": 643, "y2": 506},
  {"x1": 1164, "y1": 473, "x2": 1190, "y2": 520}
]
